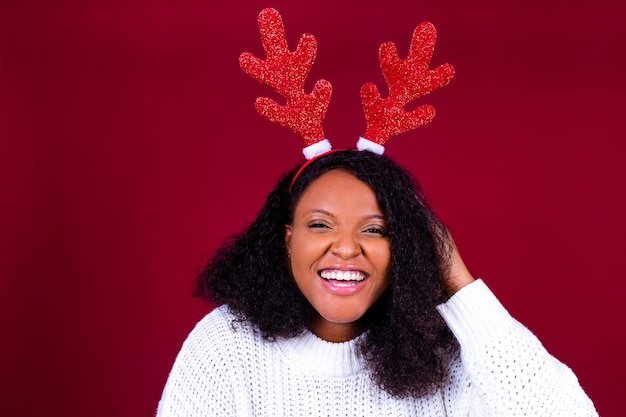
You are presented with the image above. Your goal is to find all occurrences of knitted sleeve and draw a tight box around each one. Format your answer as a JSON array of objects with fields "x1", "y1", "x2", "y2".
[
  {"x1": 156, "y1": 308, "x2": 238, "y2": 417},
  {"x1": 437, "y1": 279, "x2": 598, "y2": 417}
]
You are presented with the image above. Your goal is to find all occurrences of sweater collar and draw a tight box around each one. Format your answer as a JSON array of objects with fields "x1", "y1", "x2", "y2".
[{"x1": 276, "y1": 330, "x2": 366, "y2": 377}]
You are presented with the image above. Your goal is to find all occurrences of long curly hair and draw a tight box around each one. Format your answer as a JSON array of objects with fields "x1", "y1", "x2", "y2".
[{"x1": 196, "y1": 150, "x2": 458, "y2": 398}]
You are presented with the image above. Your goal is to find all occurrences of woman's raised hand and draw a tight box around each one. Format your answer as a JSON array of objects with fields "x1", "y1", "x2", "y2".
[{"x1": 442, "y1": 234, "x2": 475, "y2": 297}]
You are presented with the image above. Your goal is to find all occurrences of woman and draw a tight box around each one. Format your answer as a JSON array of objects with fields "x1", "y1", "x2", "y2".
[{"x1": 156, "y1": 150, "x2": 597, "y2": 416}]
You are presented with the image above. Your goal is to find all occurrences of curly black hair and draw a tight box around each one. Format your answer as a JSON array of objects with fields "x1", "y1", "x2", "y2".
[{"x1": 196, "y1": 150, "x2": 458, "y2": 398}]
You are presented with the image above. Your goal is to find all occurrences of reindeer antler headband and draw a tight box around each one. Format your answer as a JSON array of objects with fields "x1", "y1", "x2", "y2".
[{"x1": 240, "y1": 7, "x2": 454, "y2": 160}]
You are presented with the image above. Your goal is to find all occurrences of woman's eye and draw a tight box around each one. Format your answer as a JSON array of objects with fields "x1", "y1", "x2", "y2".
[
  {"x1": 364, "y1": 226, "x2": 387, "y2": 235},
  {"x1": 308, "y1": 222, "x2": 329, "y2": 229}
]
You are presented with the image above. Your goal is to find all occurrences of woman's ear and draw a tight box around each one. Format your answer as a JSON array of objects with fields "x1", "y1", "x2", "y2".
[{"x1": 284, "y1": 225, "x2": 293, "y2": 254}]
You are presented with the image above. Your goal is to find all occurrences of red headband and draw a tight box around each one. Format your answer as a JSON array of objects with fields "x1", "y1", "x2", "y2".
[{"x1": 239, "y1": 8, "x2": 455, "y2": 182}]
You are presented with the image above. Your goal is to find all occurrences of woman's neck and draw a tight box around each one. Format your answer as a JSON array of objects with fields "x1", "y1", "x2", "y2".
[{"x1": 309, "y1": 315, "x2": 366, "y2": 343}]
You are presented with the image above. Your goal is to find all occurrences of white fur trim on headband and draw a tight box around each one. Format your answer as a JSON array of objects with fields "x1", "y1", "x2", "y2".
[
  {"x1": 302, "y1": 139, "x2": 332, "y2": 160},
  {"x1": 356, "y1": 137, "x2": 385, "y2": 155}
]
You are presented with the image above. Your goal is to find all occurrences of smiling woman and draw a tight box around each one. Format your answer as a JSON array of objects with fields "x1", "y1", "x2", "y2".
[
  {"x1": 156, "y1": 150, "x2": 598, "y2": 416},
  {"x1": 156, "y1": 7, "x2": 597, "y2": 416},
  {"x1": 285, "y1": 169, "x2": 392, "y2": 343}
]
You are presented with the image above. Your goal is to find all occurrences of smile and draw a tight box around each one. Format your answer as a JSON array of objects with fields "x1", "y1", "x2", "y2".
[{"x1": 319, "y1": 269, "x2": 366, "y2": 282}]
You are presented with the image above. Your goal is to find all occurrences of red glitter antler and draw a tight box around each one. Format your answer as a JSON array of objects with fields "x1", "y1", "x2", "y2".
[
  {"x1": 240, "y1": 8, "x2": 333, "y2": 159},
  {"x1": 357, "y1": 22, "x2": 455, "y2": 154}
]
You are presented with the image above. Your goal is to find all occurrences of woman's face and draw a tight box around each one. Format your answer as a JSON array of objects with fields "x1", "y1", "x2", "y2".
[{"x1": 285, "y1": 169, "x2": 391, "y2": 342}]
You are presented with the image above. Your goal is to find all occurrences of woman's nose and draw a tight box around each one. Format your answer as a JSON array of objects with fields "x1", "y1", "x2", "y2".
[{"x1": 330, "y1": 232, "x2": 362, "y2": 259}]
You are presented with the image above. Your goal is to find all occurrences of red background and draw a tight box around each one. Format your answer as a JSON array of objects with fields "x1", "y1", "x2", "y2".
[{"x1": 1, "y1": 1, "x2": 624, "y2": 416}]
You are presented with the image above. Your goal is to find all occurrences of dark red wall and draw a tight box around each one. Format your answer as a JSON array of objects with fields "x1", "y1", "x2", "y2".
[{"x1": 1, "y1": 1, "x2": 623, "y2": 416}]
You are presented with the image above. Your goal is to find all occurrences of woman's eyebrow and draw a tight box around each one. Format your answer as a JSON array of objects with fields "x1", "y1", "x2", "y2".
[
  {"x1": 306, "y1": 209, "x2": 333, "y2": 216},
  {"x1": 305, "y1": 210, "x2": 386, "y2": 221}
]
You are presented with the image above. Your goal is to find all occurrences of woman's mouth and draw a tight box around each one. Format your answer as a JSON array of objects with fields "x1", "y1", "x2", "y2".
[
  {"x1": 320, "y1": 269, "x2": 366, "y2": 282},
  {"x1": 318, "y1": 269, "x2": 369, "y2": 295},
  {"x1": 318, "y1": 269, "x2": 368, "y2": 294}
]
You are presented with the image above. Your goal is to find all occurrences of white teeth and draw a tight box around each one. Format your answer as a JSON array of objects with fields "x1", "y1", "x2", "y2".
[{"x1": 321, "y1": 270, "x2": 365, "y2": 281}]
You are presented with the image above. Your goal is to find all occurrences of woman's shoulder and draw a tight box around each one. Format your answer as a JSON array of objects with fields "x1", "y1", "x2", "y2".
[
  {"x1": 182, "y1": 305, "x2": 262, "y2": 357},
  {"x1": 184, "y1": 305, "x2": 258, "y2": 349},
  {"x1": 158, "y1": 308, "x2": 265, "y2": 415},
  {"x1": 194, "y1": 304, "x2": 237, "y2": 331}
]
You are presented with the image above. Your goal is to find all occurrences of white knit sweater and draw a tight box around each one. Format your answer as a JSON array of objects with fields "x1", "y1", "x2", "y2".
[{"x1": 156, "y1": 280, "x2": 598, "y2": 416}]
